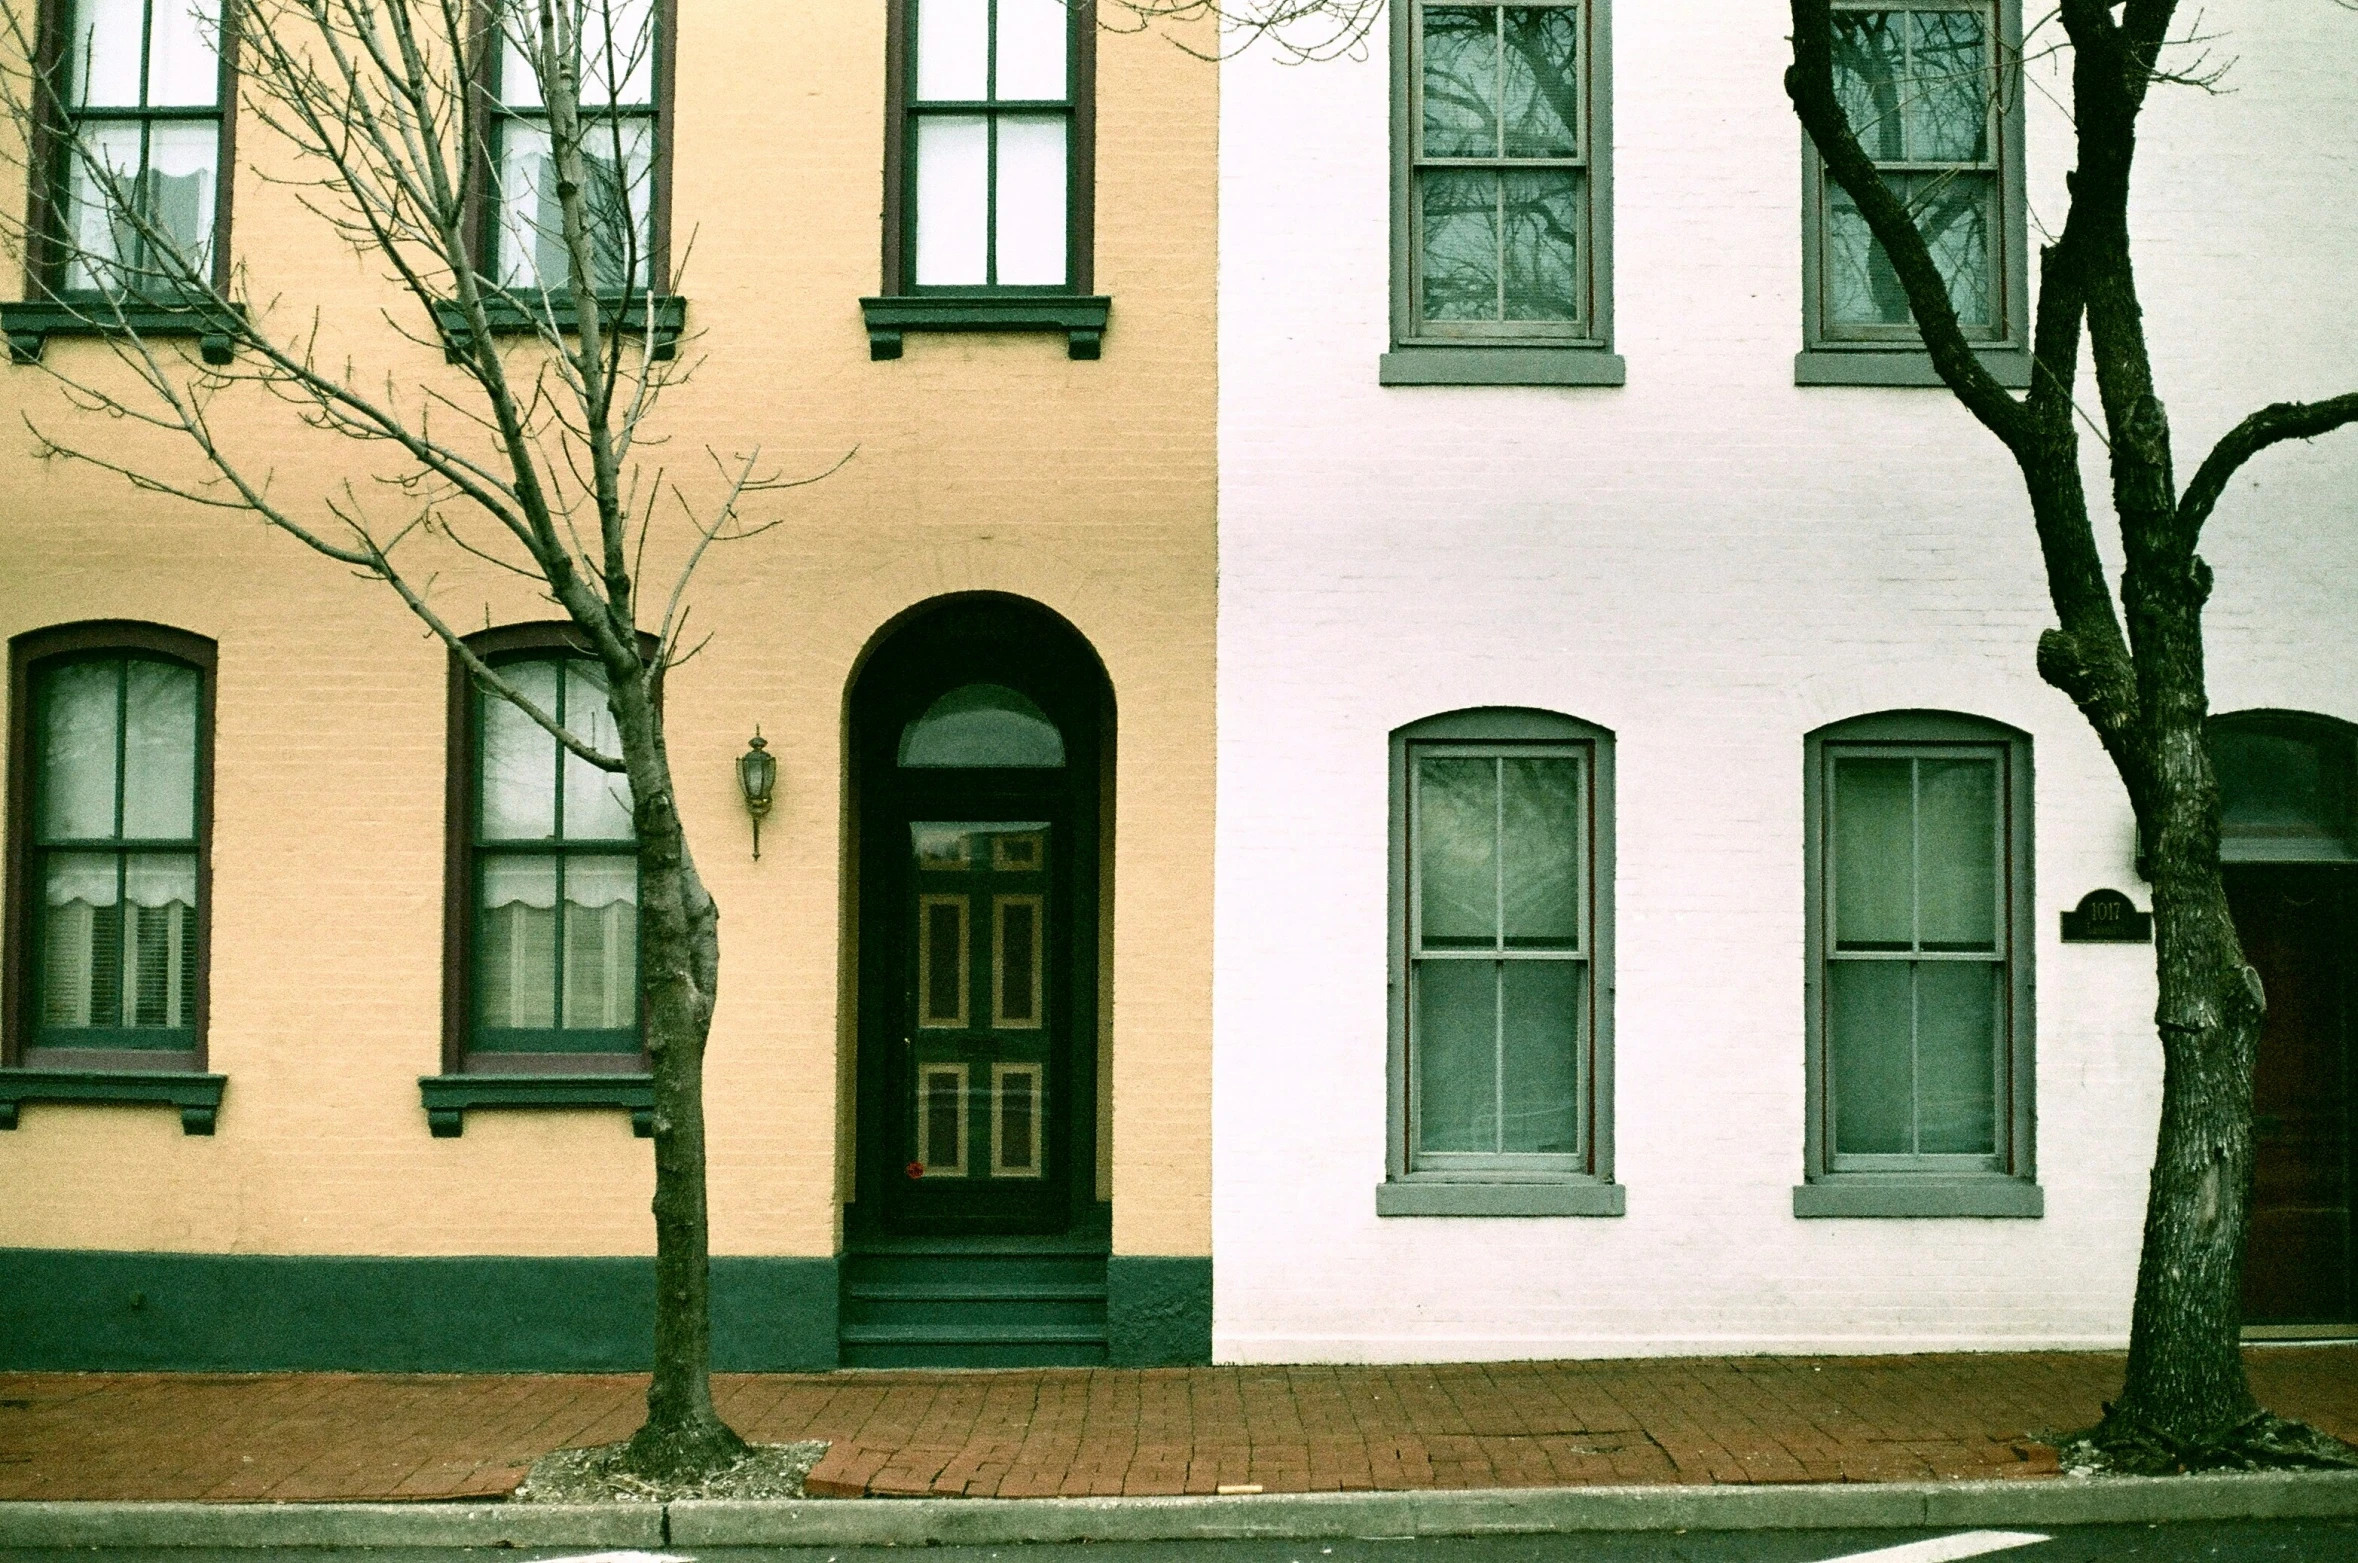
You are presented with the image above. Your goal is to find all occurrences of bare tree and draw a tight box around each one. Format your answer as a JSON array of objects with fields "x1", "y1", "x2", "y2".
[
  {"x1": 1786, "y1": 0, "x2": 2358, "y2": 1470},
  {"x1": 0, "y1": 0, "x2": 840, "y2": 1477}
]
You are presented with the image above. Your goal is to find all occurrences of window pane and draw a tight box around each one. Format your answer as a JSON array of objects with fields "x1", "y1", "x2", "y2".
[
  {"x1": 914, "y1": 115, "x2": 989, "y2": 285},
  {"x1": 145, "y1": 0, "x2": 221, "y2": 107},
  {"x1": 65, "y1": 0, "x2": 145, "y2": 108},
  {"x1": 915, "y1": 0, "x2": 989, "y2": 100},
  {"x1": 1908, "y1": 9, "x2": 1989, "y2": 162},
  {"x1": 63, "y1": 121, "x2": 141, "y2": 291},
  {"x1": 1828, "y1": 175, "x2": 1995, "y2": 330},
  {"x1": 500, "y1": 17, "x2": 544, "y2": 108},
  {"x1": 1421, "y1": 6, "x2": 1498, "y2": 158},
  {"x1": 1419, "y1": 169, "x2": 1498, "y2": 322},
  {"x1": 1499, "y1": 169, "x2": 1582, "y2": 321},
  {"x1": 1915, "y1": 959, "x2": 1999, "y2": 1154},
  {"x1": 1500, "y1": 960, "x2": 1581, "y2": 1153},
  {"x1": 562, "y1": 662, "x2": 634, "y2": 839},
  {"x1": 1501, "y1": 755, "x2": 1579, "y2": 948},
  {"x1": 120, "y1": 660, "x2": 198, "y2": 840},
  {"x1": 1918, "y1": 756, "x2": 1997, "y2": 951},
  {"x1": 1829, "y1": 9, "x2": 1906, "y2": 161},
  {"x1": 494, "y1": 121, "x2": 553, "y2": 286},
  {"x1": 582, "y1": 0, "x2": 657, "y2": 106},
  {"x1": 478, "y1": 856, "x2": 559, "y2": 1030},
  {"x1": 995, "y1": 0, "x2": 1069, "y2": 99},
  {"x1": 2215, "y1": 728, "x2": 2333, "y2": 834},
  {"x1": 143, "y1": 121, "x2": 219, "y2": 273},
  {"x1": 995, "y1": 115, "x2": 1068, "y2": 285},
  {"x1": 1414, "y1": 958, "x2": 1496, "y2": 1153},
  {"x1": 481, "y1": 662, "x2": 559, "y2": 840},
  {"x1": 561, "y1": 856, "x2": 638, "y2": 1030},
  {"x1": 1500, "y1": 6, "x2": 1579, "y2": 158},
  {"x1": 1832, "y1": 757, "x2": 1913, "y2": 949},
  {"x1": 38, "y1": 661, "x2": 120, "y2": 841},
  {"x1": 1828, "y1": 959, "x2": 1912, "y2": 1154},
  {"x1": 41, "y1": 852, "x2": 121, "y2": 1028},
  {"x1": 1417, "y1": 756, "x2": 1497, "y2": 947},
  {"x1": 123, "y1": 853, "x2": 197, "y2": 1028},
  {"x1": 500, "y1": 118, "x2": 653, "y2": 291}
]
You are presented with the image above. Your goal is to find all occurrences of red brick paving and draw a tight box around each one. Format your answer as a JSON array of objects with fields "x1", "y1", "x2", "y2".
[{"x1": 0, "y1": 1347, "x2": 2353, "y2": 1502}]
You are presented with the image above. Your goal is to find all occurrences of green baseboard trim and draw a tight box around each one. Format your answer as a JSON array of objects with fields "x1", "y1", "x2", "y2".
[
  {"x1": 1105, "y1": 1255, "x2": 1211, "y2": 1367},
  {"x1": 0, "y1": 1249, "x2": 837, "y2": 1372}
]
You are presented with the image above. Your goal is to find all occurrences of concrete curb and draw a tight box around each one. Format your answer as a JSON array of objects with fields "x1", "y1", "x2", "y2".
[{"x1": 4, "y1": 1472, "x2": 2357, "y2": 1549}]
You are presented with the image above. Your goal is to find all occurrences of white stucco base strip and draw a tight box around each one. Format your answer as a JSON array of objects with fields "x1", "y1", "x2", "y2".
[{"x1": 1215, "y1": 1333, "x2": 2132, "y2": 1364}]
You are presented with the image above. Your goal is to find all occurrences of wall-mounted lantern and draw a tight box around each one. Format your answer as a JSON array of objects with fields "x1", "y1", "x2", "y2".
[{"x1": 737, "y1": 728, "x2": 777, "y2": 859}]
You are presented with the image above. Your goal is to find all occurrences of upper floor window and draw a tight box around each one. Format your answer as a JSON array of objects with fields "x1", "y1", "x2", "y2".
[
  {"x1": 6, "y1": 624, "x2": 213, "y2": 1071},
  {"x1": 1383, "y1": 2, "x2": 1620, "y2": 386},
  {"x1": 889, "y1": 0, "x2": 1091, "y2": 293},
  {"x1": 450, "y1": 635, "x2": 640, "y2": 1065},
  {"x1": 1798, "y1": 1, "x2": 2030, "y2": 386},
  {"x1": 1380, "y1": 708, "x2": 1620, "y2": 1217},
  {"x1": 1798, "y1": 711, "x2": 2039, "y2": 1217},
  {"x1": 40, "y1": 0, "x2": 231, "y2": 296},
  {"x1": 2210, "y1": 712, "x2": 2357, "y2": 864},
  {"x1": 486, "y1": 0, "x2": 667, "y2": 293}
]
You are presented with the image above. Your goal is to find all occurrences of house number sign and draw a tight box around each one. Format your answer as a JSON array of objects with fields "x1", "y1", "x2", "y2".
[{"x1": 2060, "y1": 888, "x2": 2153, "y2": 943}]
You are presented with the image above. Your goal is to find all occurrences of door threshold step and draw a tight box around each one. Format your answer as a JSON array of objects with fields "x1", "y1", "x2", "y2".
[
  {"x1": 839, "y1": 1324, "x2": 1109, "y2": 1346},
  {"x1": 847, "y1": 1284, "x2": 1106, "y2": 1304}
]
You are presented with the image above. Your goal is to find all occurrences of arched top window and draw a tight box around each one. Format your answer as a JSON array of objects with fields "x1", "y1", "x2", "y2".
[
  {"x1": 2211, "y1": 711, "x2": 2357, "y2": 861},
  {"x1": 899, "y1": 682, "x2": 1066, "y2": 769}
]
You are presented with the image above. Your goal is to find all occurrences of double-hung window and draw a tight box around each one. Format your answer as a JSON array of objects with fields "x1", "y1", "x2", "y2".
[
  {"x1": 39, "y1": 0, "x2": 231, "y2": 296},
  {"x1": 6, "y1": 625, "x2": 213, "y2": 1075},
  {"x1": 457, "y1": 646, "x2": 640, "y2": 1063},
  {"x1": 865, "y1": 1, "x2": 1103, "y2": 359},
  {"x1": 1384, "y1": 1, "x2": 1620, "y2": 386},
  {"x1": 1799, "y1": 712, "x2": 2038, "y2": 1217},
  {"x1": 486, "y1": 0, "x2": 665, "y2": 293},
  {"x1": 1382, "y1": 709, "x2": 1619, "y2": 1217},
  {"x1": 1798, "y1": 1, "x2": 2029, "y2": 386}
]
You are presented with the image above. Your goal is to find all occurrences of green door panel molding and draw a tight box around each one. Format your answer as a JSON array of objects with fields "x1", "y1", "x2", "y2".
[
  {"x1": 0, "y1": 1250, "x2": 839, "y2": 1372},
  {"x1": 1106, "y1": 1255, "x2": 1212, "y2": 1367}
]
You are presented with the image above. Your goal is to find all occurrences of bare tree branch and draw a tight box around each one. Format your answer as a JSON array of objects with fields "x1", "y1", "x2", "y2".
[{"x1": 2178, "y1": 392, "x2": 2358, "y2": 541}]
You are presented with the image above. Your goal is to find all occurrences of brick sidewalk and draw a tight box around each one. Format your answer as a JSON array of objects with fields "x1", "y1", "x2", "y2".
[{"x1": 2, "y1": 1348, "x2": 2354, "y2": 1503}]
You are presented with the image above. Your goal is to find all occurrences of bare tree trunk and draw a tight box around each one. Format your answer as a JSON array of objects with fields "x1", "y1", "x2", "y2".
[{"x1": 612, "y1": 669, "x2": 746, "y2": 1477}]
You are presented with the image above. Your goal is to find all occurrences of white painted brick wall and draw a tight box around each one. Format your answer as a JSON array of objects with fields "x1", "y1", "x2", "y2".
[{"x1": 1213, "y1": 0, "x2": 2358, "y2": 1361}]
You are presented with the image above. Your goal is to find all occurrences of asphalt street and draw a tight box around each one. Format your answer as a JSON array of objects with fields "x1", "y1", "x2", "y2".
[{"x1": 7, "y1": 1526, "x2": 2358, "y2": 1563}]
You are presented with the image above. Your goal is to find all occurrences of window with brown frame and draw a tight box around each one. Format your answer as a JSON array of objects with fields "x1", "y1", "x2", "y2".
[
  {"x1": 881, "y1": 0, "x2": 1096, "y2": 296},
  {"x1": 5, "y1": 621, "x2": 215, "y2": 1073},
  {"x1": 476, "y1": 0, "x2": 675, "y2": 294},
  {"x1": 442, "y1": 624, "x2": 647, "y2": 1075},
  {"x1": 26, "y1": 0, "x2": 239, "y2": 298}
]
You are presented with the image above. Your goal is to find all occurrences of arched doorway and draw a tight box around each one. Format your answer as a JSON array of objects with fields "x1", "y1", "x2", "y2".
[
  {"x1": 841, "y1": 595, "x2": 1111, "y2": 1365},
  {"x1": 2214, "y1": 711, "x2": 2357, "y2": 1330}
]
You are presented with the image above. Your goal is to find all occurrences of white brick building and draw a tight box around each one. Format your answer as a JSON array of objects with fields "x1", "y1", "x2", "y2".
[{"x1": 1212, "y1": 0, "x2": 2358, "y2": 1361}]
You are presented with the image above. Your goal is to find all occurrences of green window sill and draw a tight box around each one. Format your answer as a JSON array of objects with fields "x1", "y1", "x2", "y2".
[
  {"x1": 1792, "y1": 1177, "x2": 2044, "y2": 1219},
  {"x1": 1793, "y1": 346, "x2": 2033, "y2": 389},
  {"x1": 419, "y1": 1073, "x2": 653, "y2": 1138},
  {"x1": 1379, "y1": 345, "x2": 1627, "y2": 387},
  {"x1": 1376, "y1": 1180, "x2": 1626, "y2": 1217},
  {"x1": 0, "y1": 1068, "x2": 226, "y2": 1135},
  {"x1": 430, "y1": 293, "x2": 687, "y2": 363},
  {"x1": 859, "y1": 295, "x2": 1111, "y2": 361},
  {"x1": 2, "y1": 300, "x2": 247, "y2": 366}
]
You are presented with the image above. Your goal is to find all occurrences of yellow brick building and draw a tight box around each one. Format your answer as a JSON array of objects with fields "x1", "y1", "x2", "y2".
[{"x1": 0, "y1": 0, "x2": 1215, "y2": 1368}]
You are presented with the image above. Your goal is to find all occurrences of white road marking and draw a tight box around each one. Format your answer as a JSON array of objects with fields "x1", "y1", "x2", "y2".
[{"x1": 1811, "y1": 1532, "x2": 2051, "y2": 1563}]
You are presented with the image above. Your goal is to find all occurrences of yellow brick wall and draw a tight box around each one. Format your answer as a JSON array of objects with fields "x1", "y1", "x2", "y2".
[{"x1": 0, "y1": 2, "x2": 1214, "y2": 1261}]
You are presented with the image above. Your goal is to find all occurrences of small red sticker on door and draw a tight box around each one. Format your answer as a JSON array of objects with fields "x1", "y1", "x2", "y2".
[{"x1": 906, "y1": 1161, "x2": 926, "y2": 1179}]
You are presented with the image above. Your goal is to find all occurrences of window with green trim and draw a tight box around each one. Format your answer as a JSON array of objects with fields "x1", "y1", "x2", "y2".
[
  {"x1": 1383, "y1": 709, "x2": 1619, "y2": 1215},
  {"x1": 464, "y1": 652, "x2": 640, "y2": 1056},
  {"x1": 38, "y1": 0, "x2": 232, "y2": 296},
  {"x1": 485, "y1": 0, "x2": 667, "y2": 292},
  {"x1": 1800, "y1": 712, "x2": 2038, "y2": 1216},
  {"x1": 1799, "y1": 1, "x2": 2029, "y2": 382},
  {"x1": 7, "y1": 623, "x2": 214, "y2": 1072},
  {"x1": 893, "y1": 0, "x2": 1090, "y2": 293}
]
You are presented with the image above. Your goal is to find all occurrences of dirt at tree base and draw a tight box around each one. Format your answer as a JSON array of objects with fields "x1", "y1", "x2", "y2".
[
  {"x1": 511, "y1": 1439, "x2": 831, "y2": 1502},
  {"x1": 2051, "y1": 1412, "x2": 2358, "y2": 1477}
]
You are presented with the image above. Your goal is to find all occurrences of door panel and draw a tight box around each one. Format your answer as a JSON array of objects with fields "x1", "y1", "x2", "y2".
[{"x1": 2231, "y1": 867, "x2": 2355, "y2": 1324}]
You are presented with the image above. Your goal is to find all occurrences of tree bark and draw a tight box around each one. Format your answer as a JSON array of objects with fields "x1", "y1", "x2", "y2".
[{"x1": 609, "y1": 663, "x2": 748, "y2": 1478}]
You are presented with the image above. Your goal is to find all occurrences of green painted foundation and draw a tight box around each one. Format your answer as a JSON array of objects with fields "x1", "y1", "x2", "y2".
[
  {"x1": 1106, "y1": 1255, "x2": 1214, "y2": 1366},
  {"x1": 0, "y1": 1249, "x2": 839, "y2": 1373}
]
